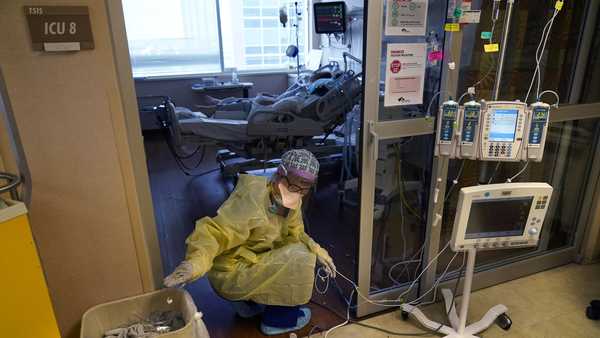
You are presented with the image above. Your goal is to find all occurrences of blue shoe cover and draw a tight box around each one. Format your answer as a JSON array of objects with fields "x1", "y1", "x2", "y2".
[
  {"x1": 260, "y1": 307, "x2": 311, "y2": 336},
  {"x1": 231, "y1": 301, "x2": 265, "y2": 318}
]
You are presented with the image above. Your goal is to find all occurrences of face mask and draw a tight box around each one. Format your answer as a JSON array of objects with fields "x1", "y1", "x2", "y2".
[{"x1": 278, "y1": 181, "x2": 302, "y2": 210}]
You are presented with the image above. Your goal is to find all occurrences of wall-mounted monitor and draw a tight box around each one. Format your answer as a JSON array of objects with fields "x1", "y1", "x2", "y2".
[{"x1": 314, "y1": 2, "x2": 346, "y2": 34}]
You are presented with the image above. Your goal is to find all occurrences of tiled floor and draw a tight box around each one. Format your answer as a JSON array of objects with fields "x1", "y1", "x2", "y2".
[{"x1": 308, "y1": 263, "x2": 600, "y2": 337}]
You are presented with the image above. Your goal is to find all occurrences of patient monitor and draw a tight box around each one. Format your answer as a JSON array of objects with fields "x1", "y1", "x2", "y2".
[
  {"x1": 402, "y1": 182, "x2": 553, "y2": 338},
  {"x1": 451, "y1": 182, "x2": 553, "y2": 252},
  {"x1": 314, "y1": 1, "x2": 346, "y2": 34}
]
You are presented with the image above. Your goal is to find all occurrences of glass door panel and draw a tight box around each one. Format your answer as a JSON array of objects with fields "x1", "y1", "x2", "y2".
[
  {"x1": 457, "y1": 0, "x2": 587, "y2": 103},
  {"x1": 369, "y1": 135, "x2": 433, "y2": 293},
  {"x1": 357, "y1": 0, "x2": 449, "y2": 315},
  {"x1": 436, "y1": 118, "x2": 600, "y2": 274},
  {"x1": 378, "y1": 1, "x2": 447, "y2": 120},
  {"x1": 582, "y1": 8, "x2": 600, "y2": 103}
]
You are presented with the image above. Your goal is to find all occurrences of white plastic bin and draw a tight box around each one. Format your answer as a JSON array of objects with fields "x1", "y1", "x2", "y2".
[{"x1": 81, "y1": 288, "x2": 210, "y2": 338}]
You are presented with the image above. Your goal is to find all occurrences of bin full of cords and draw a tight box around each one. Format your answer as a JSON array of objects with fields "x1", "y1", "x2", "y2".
[{"x1": 103, "y1": 310, "x2": 185, "y2": 338}]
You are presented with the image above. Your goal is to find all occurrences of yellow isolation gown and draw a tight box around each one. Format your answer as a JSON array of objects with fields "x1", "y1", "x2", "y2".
[{"x1": 185, "y1": 174, "x2": 326, "y2": 306}]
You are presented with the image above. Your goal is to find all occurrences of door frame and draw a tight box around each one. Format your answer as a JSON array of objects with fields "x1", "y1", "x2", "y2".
[{"x1": 105, "y1": 0, "x2": 164, "y2": 290}]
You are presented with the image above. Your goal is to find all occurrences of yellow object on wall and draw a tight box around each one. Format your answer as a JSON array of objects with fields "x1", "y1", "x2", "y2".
[{"x1": 0, "y1": 200, "x2": 60, "y2": 338}]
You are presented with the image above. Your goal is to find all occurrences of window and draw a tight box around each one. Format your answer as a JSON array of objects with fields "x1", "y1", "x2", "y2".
[
  {"x1": 122, "y1": 0, "x2": 308, "y2": 77},
  {"x1": 581, "y1": 8, "x2": 600, "y2": 103},
  {"x1": 220, "y1": 0, "x2": 307, "y2": 71},
  {"x1": 122, "y1": 0, "x2": 221, "y2": 77}
]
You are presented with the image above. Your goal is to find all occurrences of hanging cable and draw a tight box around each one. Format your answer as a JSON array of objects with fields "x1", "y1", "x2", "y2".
[
  {"x1": 314, "y1": 241, "x2": 452, "y2": 309},
  {"x1": 538, "y1": 90, "x2": 560, "y2": 107},
  {"x1": 414, "y1": 251, "x2": 466, "y2": 308},
  {"x1": 317, "y1": 242, "x2": 466, "y2": 337},
  {"x1": 425, "y1": 91, "x2": 451, "y2": 118},
  {"x1": 394, "y1": 144, "x2": 423, "y2": 222},
  {"x1": 309, "y1": 300, "x2": 432, "y2": 337},
  {"x1": 388, "y1": 244, "x2": 424, "y2": 286},
  {"x1": 487, "y1": 162, "x2": 502, "y2": 184},
  {"x1": 408, "y1": 252, "x2": 459, "y2": 306},
  {"x1": 444, "y1": 160, "x2": 466, "y2": 202},
  {"x1": 524, "y1": 5, "x2": 562, "y2": 103},
  {"x1": 507, "y1": 161, "x2": 529, "y2": 182}
]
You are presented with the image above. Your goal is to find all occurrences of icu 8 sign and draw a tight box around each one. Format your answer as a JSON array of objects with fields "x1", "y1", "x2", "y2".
[{"x1": 24, "y1": 6, "x2": 94, "y2": 51}]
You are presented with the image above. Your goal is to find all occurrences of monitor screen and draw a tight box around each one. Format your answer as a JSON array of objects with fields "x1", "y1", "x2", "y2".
[
  {"x1": 314, "y1": 2, "x2": 346, "y2": 34},
  {"x1": 465, "y1": 197, "x2": 533, "y2": 239},
  {"x1": 488, "y1": 109, "x2": 518, "y2": 142}
]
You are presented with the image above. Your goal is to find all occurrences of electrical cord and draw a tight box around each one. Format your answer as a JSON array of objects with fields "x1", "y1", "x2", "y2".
[
  {"x1": 162, "y1": 126, "x2": 220, "y2": 176},
  {"x1": 406, "y1": 251, "x2": 466, "y2": 336},
  {"x1": 457, "y1": 92, "x2": 472, "y2": 105},
  {"x1": 414, "y1": 251, "x2": 466, "y2": 309},
  {"x1": 487, "y1": 162, "x2": 502, "y2": 184},
  {"x1": 167, "y1": 145, "x2": 217, "y2": 177},
  {"x1": 400, "y1": 198, "x2": 407, "y2": 265},
  {"x1": 313, "y1": 241, "x2": 452, "y2": 309},
  {"x1": 470, "y1": 55, "x2": 497, "y2": 90},
  {"x1": 323, "y1": 289, "x2": 353, "y2": 337},
  {"x1": 314, "y1": 241, "x2": 460, "y2": 336},
  {"x1": 524, "y1": 6, "x2": 561, "y2": 103},
  {"x1": 388, "y1": 254, "x2": 423, "y2": 286},
  {"x1": 539, "y1": 90, "x2": 560, "y2": 107},
  {"x1": 408, "y1": 252, "x2": 459, "y2": 306},
  {"x1": 388, "y1": 243, "x2": 425, "y2": 286},
  {"x1": 535, "y1": 7, "x2": 561, "y2": 100},
  {"x1": 307, "y1": 325, "x2": 322, "y2": 338},
  {"x1": 507, "y1": 161, "x2": 529, "y2": 182},
  {"x1": 444, "y1": 160, "x2": 466, "y2": 202},
  {"x1": 309, "y1": 300, "x2": 433, "y2": 337},
  {"x1": 455, "y1": 0, "x2": 501, "y2": 100},
  {"x1": 425, "y1": 91, "x2": 452, "y2": 118},
  {"x1": 432, "y1": 252, "x2": 467, "y2": 333},
  {"x1": 393, "y1": 144, "x2": 423, "y2": 222}
]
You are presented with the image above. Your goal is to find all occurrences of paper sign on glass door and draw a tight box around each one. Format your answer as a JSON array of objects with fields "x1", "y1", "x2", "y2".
[
  {"x1": 384, "y1": 43, "x2": 426, "y2": 107},
  {"x1": 385, "y1": 0, "x2": 428, "y2": 36}
]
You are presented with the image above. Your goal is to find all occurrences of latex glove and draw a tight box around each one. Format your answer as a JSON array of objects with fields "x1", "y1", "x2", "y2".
[
  {"x1": 316, "y1": 249, "x2": 337, "y2": 278},
  {"x1": 164, "y1": 261, "x2": 194, "y2": 288}
]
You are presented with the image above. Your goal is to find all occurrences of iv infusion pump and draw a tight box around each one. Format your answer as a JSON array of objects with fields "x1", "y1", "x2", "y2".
[{"x1": 435, "y1": 100, "x2": 551, "y2": 162}]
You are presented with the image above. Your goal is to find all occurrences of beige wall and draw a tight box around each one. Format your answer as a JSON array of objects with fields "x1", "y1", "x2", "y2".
[
  {"x1": 0, "y1": 113, "x2": 14, "y2": 174},
  {"x1": 0, "y1": 1, "x2": 160, "y2": 337}
]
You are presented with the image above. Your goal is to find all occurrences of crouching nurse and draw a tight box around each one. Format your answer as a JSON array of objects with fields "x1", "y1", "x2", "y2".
[{"x1": 164, "y1": 149, "x2": 336, "y2": 335}]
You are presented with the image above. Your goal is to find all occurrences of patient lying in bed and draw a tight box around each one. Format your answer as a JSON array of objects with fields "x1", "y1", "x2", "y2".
[{"x1": 192, "y1": 67, "x2": 344, "y2": 121}]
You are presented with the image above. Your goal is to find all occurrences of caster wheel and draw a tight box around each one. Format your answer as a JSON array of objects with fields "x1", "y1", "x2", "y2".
[
  {"x1": 400, "y1": 310, "x2": 409, "y2": 321},
  {"x1": 495, "y1": 313, "x2": 512, "y2": 331}
]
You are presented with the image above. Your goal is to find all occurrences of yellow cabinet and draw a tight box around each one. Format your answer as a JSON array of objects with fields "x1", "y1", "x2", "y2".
[{"x1": 0, "y1": 200, "x2": 60, "y2": 338}]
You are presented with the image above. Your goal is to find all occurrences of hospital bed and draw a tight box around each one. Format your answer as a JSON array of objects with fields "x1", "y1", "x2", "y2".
[{"x1": 154, "y1": 60, "x2": 363, "y2": 177}]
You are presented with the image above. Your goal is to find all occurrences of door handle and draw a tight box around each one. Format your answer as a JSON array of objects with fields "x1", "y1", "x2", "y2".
[{"x1": 368, "y1": 120, "x2": 379, "y2": 163}]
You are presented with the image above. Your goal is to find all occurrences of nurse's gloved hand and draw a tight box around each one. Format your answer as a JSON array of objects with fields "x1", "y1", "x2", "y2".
[
  {"x1": 316, "y1": 249, "x2": 337, "y2": 278},
  {"x1": 164, "y1": 261, "x2": 194, "y2": 288}
]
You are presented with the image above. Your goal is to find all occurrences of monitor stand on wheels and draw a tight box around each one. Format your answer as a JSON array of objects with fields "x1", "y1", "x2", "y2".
[{"x1": 400, "y1": 248, "x2": 512, "y2": 338}]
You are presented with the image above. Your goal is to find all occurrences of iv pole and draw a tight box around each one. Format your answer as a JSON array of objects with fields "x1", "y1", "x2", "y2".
[
  {"x1": 492, "y1": 0, "x2": 514, "y2": 100},
  {"x1": 479, "y1": 0, "x2": 515, "y2": 184},
  {"x1": 294, "y1": 1, "x2": 301, "y2": 77}
]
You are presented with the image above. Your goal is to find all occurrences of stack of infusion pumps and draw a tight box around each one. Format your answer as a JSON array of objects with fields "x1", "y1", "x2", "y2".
[{"x1": 435, "y1": 99, "x2": 551, "y2": 162}]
